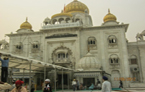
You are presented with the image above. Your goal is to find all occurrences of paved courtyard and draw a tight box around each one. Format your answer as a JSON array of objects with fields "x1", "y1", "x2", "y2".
[{"x1": 55, "y1": 91, "x2": 145, "y2": 92}]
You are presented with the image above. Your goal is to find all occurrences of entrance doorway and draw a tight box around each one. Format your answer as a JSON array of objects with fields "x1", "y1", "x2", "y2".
[
  {"x1": 57, "y1": 74, "x2": 68, "y2": 85},
  {"x1": 83, "y1": 78, "x2": 95, "y2": 87}
]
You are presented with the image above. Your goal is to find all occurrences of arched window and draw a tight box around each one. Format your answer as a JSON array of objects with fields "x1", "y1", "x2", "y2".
[
  {"x1": 52, "y1": 46, "x2": 72, "y2": 63},
  {"x1": 108, "y1": 35, "x2": 117, "y2": 44},
  {"x1": 59, "y1": 18, "x2": 65, "y2": 24},
  {"x1": 75, "y1": 19, "x2": 80, "y2": 22},
  {"x1": 109, "y1": 54, "x2": 119, "y2": 64},
  {"x1": 130, "y1": 55, "x2": 137, "y2": 64},
  {"x1": 31, "y1": 41, "x2": 40, "y2": 53},
  {"x1": 88, "y1": 37, "x2": 96, "y2": 45},
  {"x1": 58, "y1": 53, "x2": 65, "y2": 59},
  {"x1": 66, "y1": 18, "x2": 71, "y2": 23},
  {"x1": 16, "y1": 42, "x2": 23, "y2": 50}
]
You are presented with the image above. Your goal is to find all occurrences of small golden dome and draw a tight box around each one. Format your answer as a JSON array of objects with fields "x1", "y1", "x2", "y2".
[
  {"x1": 51, "y1": 13, "x2": 72, "y2": 19},
  {"x1": 20, "y1": 18, "x2": 32, "y2": 29},
  {"x1": 103, "y1": 9, "x2": 117, "y2": 22},
  {"x1": 64, "y1": 0, "x2": 89, "y2": 14}
]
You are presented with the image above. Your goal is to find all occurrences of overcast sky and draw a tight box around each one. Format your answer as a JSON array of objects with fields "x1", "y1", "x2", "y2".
[{"x1": 0, "y1": 0, "x2": 145, "y2": 42}]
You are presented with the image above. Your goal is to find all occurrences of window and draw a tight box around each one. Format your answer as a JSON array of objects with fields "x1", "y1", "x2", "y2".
[
  {"x1": 52, "y1": 46, "x2": 72, "y2": 63},
  {"x1": 130, "y1": 55, "x2": 137, "y2": 64},
  {"x1": 33, "y1": 44, "x2": 39, "y2": 48},
  {"x1": 108, "y1": 35, "x2": 117, "y2": 44},
  {"x1": 110, "y1": 54, "x2": 119, "y2": 64},
  {"x1": 31, "y1": 41, "x2": 39, "y2": 53},
  {"x1": 16, "y1": 42, "x2": 22, "y2": 50},
  {"x1": 58, "y1": 53, "x2": 65, "y2": 59},
  {"x1": 66, "y1": 53, "x2": 68, "y2": 58},
  {"x1": 88, "y1": 37, "x2": 96, "y2": 45},
  {"x1": 131, "y1": 59, "x2": 137, "y2": 64}
]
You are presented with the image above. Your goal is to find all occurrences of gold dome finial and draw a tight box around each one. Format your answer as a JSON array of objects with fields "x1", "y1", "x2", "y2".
[
  {"x1": 103, "y1": 9, "x2": 117, "y2": 22},
  {"x1": 20, "y1": 18, "x2": 32, "y2": 29}
]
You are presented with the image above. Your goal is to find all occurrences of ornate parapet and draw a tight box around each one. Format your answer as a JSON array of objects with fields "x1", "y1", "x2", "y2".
[{"x1": 41, "y1": 22, "x2": 82, "y2": 30}]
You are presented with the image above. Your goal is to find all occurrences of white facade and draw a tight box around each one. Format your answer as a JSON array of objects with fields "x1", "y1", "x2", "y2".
[{"x1": 1, "y1": 0, "x2": 145, "y2": 89}]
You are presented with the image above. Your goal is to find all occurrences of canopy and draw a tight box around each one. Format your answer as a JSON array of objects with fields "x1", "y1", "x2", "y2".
[{"x1": 0, "y1": 51, "x2": 73, "y2": 71}]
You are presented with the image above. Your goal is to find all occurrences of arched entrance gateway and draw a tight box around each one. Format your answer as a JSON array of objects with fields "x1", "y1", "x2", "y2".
[
  {"x1": 51, "y1": 46, "x2": 74, "y2": 89},
  {"x1": 111, "y1": 70, "x2": 120, "y2": 88}
]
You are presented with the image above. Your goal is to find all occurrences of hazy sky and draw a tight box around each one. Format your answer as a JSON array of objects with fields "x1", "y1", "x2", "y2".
[{"x1": 0, "y1": 0, "x2": 145, "y2": 42}]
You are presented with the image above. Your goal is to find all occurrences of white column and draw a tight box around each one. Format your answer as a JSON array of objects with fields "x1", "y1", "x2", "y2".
[
  {"x1": 62, "y1": 69, "x2": 64, "y2": 92},
  {"x1": 23, "y1": 68, "x2": 25, "y2": 83},
  {"x1": 55, "y1": 68, "x2": 57, "y2": 92},
  {"x1": 29, "y1": 61, "x2": 32, "y2": 92},
  {"x1": 120, "y1": 30, "x2": 130, "y2": 87},
  {"x1": 44, "y1": 65, "x2": 46, "y2": 82},
  {"x1": 138, "y1": 46, "x2": 145, "y2": 83},
  {"x1": 68, "y1": 72, "x2": 69, "y2": 89}
]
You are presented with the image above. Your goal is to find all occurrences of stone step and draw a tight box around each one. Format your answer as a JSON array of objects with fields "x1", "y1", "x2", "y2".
[{"x1": 126, "y1": 87, "x2": 145, "y2": 90}]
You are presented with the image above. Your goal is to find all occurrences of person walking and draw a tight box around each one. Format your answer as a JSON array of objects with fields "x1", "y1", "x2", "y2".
[
  {"x1": 96, "y1": 79, "x2": 101, "y2": 90},
  {"x1": 31, "y1": 80, "x2": 35, "y2": 92},
  {"x1": 119, "y1": 80, "x2": 123, "y2": 88},
  {"x1": 43, "y1": 79, "x2": 52, "y2": 92},
  {"x1": 102, "y1": 76, "x2": 111, "y2": 92},
  {"x1": 11, "y1": 80, "x2": 27, "y2": 92},
  {"x1": 72, "y1": 79, "x2": 77, "y2": 91},
  {"x1": 0, "y1": 53, "x2": 10, "y2": 82},
  {"x1": 76, "y1": 80, "x2": 79, "y2": 90}
]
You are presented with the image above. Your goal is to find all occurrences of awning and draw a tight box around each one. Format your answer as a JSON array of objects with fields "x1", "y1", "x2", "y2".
[{"x1": 0, "y1": 51, "x2": 74, "y2": 71}]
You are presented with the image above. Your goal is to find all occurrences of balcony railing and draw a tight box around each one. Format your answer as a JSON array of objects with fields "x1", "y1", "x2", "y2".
[
  {"x1": 41, "y1": 22, "x2": 82, "y2": 30},
  {"x1": 52, "y1": 58, "x2": 71, "y2": 64}
]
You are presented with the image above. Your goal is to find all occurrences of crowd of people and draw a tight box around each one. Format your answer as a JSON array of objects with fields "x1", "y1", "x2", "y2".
[
  {"x1": 71, "y1": 76, "x2": 123, "y2": 92},
  {"x1": 0, "y1": 77, "x2": 123, "y2": 92}
]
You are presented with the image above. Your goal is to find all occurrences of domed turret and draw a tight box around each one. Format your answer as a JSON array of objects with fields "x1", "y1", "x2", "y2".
[
  {"x1": 20, "y1": 18, "x2": 32, "y2": 29},
  {"x1": 103, "y1": 9, "x2": 117, "y2": 22},
  {"x1": 64, "y1": 0, "x2": 89, "y2": 14},
  {"x1": 78, "y1": 53, "x2": 101, "y2": 71},
  {"x1": 43, "y1": 17, "x2": 51, "y2": 25}
]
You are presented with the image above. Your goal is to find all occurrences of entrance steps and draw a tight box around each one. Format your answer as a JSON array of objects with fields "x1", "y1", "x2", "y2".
[{"x1": 124, "y1": 88, "x2": 145, "y2": 92}]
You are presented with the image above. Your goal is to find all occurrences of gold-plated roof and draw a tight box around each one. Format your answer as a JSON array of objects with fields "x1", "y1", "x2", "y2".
[
  {"x1": 64, "y1": 0, "x2": 89, "y2": 14},
  {"x1": 103, "y1": 9, "x2": 117, "y2": 22},
  {"x1": 51, "y1": 13, "x2": 72, "y2": 19},
  {"x1": 20, "y1": 18, "x2": 32, "y2": 29}
]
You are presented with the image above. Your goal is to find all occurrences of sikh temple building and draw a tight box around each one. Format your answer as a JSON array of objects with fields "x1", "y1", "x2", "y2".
[{"x1": 0, "y1": 0, "x2": 145, "y2": 89}]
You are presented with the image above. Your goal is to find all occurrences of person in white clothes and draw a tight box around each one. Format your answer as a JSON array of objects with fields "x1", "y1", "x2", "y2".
[
  {"x1": 72, "y1": 79, "x2": 77, "y2": 91},
  {"x1": 102, "y1": 76, "x2": 111, "y2": 92}
]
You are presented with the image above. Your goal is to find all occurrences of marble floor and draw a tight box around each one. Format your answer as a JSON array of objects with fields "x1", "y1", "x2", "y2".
[{"x1": 56, "y1": 90, "x2": 145, "y2": 92}]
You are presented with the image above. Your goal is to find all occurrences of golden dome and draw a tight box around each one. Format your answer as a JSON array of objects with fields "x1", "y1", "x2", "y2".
[
  {"x1": 103, "y1": 9, "x2": 117, "y2": 22},
  {"x1": 64, "y1": 0, "x2": 89, "y2": 14},
  {"x1": 20, "y1": 18, "x2": 32, "y2": 29},
  {"x1": 51, "y1": 13, "x2": 72, "y2": 19}
]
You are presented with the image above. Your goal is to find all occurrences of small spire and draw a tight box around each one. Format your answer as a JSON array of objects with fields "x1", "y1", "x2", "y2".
[
  {"x1": 74, "y1": 0, "x2": 78, "y2": 1},
  {"x1": 108, "y1": 8, "x2": 110, "y2": 13},
  {"x1": 26, "y1": 17, "x2": 28, "y2": 22}
]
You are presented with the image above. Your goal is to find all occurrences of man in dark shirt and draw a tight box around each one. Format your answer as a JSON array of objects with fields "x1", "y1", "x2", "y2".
[
  {"x1": 119, "y1": 80, "x2": 123, "y2": 88},
  {"x1": 0, "y1": 53, "x2": 9, "y2": 82},
  {"x1": 43, "y1": 79, "x2": 52, "y2": 92}
]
